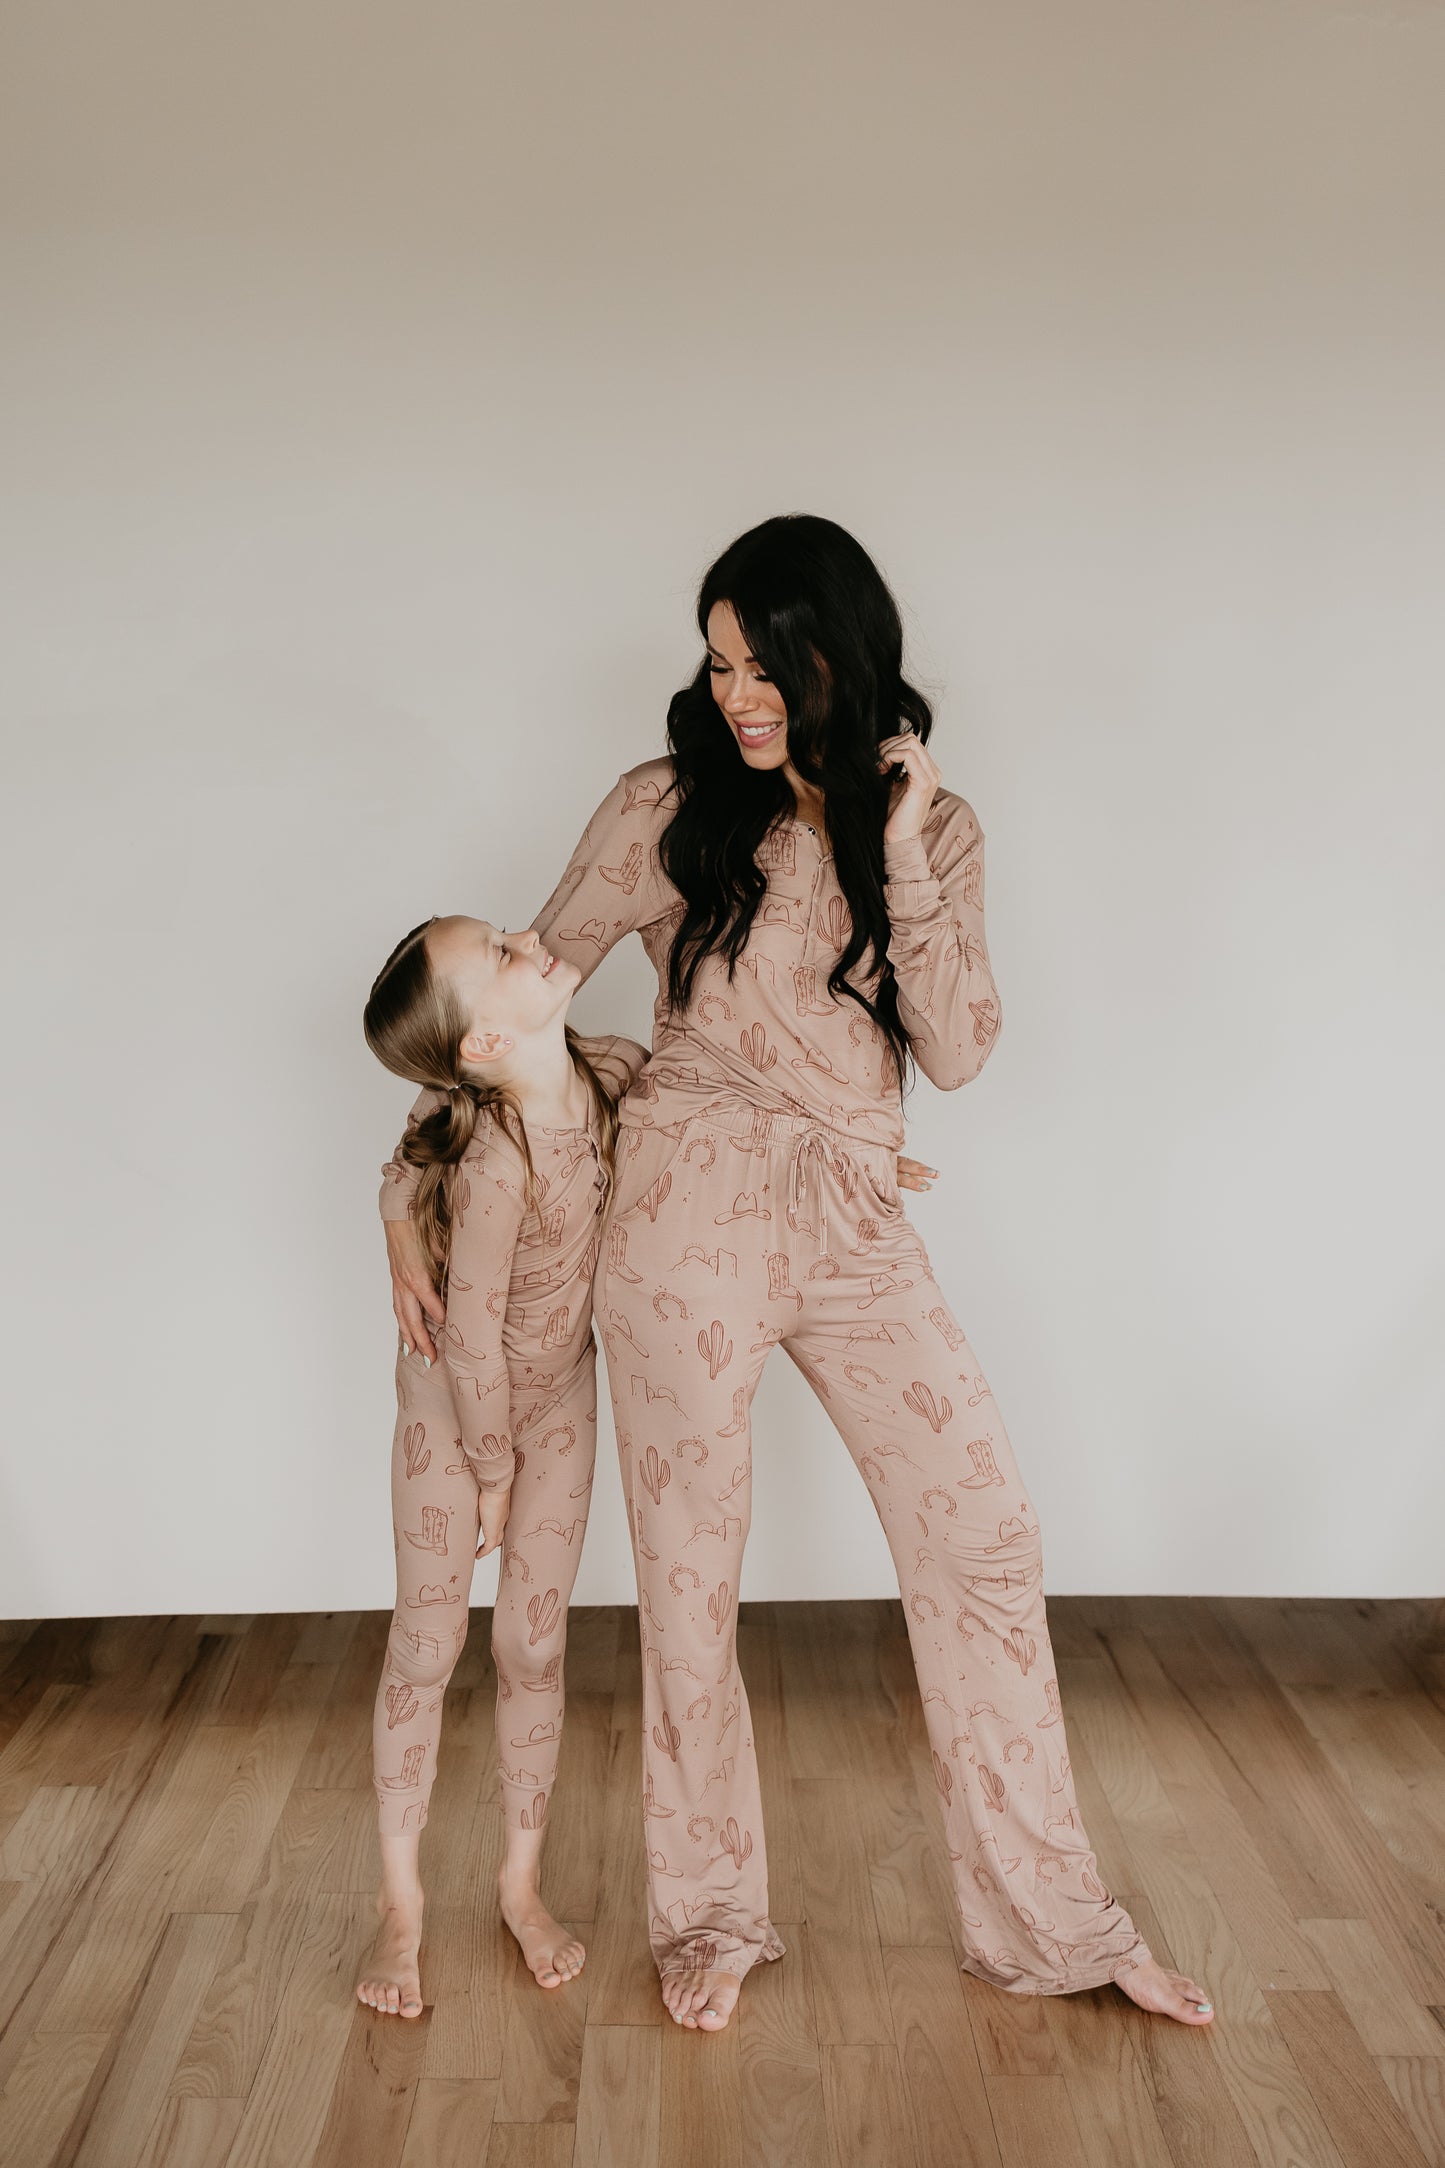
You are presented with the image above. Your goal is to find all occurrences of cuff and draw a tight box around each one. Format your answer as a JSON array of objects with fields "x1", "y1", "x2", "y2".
[
  {"x1": 882, "y1": 833, "x2": 934, "y2": 885},
  {"x1": 378, "y1": 1189, "x2": 413, "y2": 1223}
]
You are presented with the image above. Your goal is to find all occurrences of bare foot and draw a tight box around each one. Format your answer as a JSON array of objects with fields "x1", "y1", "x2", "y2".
[
  {"x1": 356, "y1": 1889, "x2": 424, "y2": 2018},
  {"x1": 498, "y1": 1871, "x2": 586, "y2": 1988},
  {"x1": 661, "y1": 1967, "x2": 742, "y2": 2031},
  {"x1": 1114, "y1": 1956, "x2": 1214, "y2": 2025}
]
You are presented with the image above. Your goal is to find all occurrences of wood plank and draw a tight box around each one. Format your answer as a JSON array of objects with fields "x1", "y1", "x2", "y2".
[
  {"x1": 1267, "y1": 1989, "x2": 1432, "y2": 2168},
  {"x1": 135, "y1": 2096, "x2": 243, "y2": 2168},
  {"x1": 170, "y1": 1664, "x2": 334, "y2": 1911},
  {"x1": 493, "y1": 1936, "x2": 590, "y2": 2123},
  {"x1": 1064, "y1": 1661, "x2": 1352, "y2": 2168},
  {"x1": 884, "y1": 1945, "x2": 1002, "y2": 2168},
  {"x1": 985, "y1": 2074, "x2": 1088, "y2": 2168},
  {"x1": 0, "y1": 2029, "x2": 111, "y2": 2168},
  {"x1": 169, "y1": 1789, "x2": 356, "y2": 2096},
  {"x1": 793, "y1": 1778, "x2": 892, "y2": 2047},
  {"x1": 659, "y1": 1994, "x2": 743, "y2": 2168},
  {"x1": 1301, "y1": 1917, "x2": 1445, "y2": 2057},
  {"x1": 399, "y1": 2078, "x2": 498, "y2": 2167},
  {"x1": 483, "y1": 2128, "x2": 575, "y2": 2168},
  {"x1": 312, "y1": 1996, "x2": 433, "y2": 2168},
  {"x1": 573, "y1": 2025, "x2": 660, "y2": 2168},
  {"x1": 1378, "y1": 2059, "x2": 1445, "y2": 2168},
  {"x1": 222, "y1": 1893, "x2": 372, "y2": 2168},
  {"x1": 739, "y1": 1925, "x2": 827, "y2": 2168},
  {"x1": 821, "y1": 2043, "x2": 915, "y2": 2168},
  {"x1": 68, "y1": 1912, "x2": 234, "y2": 2168},
  {"x1": 1041, "y1": 1983, "x2": 1176, "y2": 2168}
]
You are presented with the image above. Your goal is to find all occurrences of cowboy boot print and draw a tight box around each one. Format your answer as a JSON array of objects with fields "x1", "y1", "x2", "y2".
[
  {"x1": 717, "y1": 1386, "x2": 749, "y2": 1438},
  {"x1": 541, "y1": 1303, "x2": 570, "y2": 1350},
  {"x1": 404, "y1": 1504, "x2": 450, "y2": 1555},
  {"x1": 378, "y1": 1742, "x2": 426, "y2": 1790},
  {"x1": 959, "y1": 1435, "x2": 1005, "y2": 1487},
  {"x1": 523, "y1": 1653, "x2": 564, "y2": 1696},
  {"x1": 766, "y1": 1252, "x2": 802, "y2": 1308},
  {"x1": 607, "y1": 1220, "x2": 645, "y2": 1285},
  {"x1": 598, "y1": 838, "x2": 645, "y2": 891},
  {"x1": 928, "y1": 1307, "x2": 965, "y2": 1351}
]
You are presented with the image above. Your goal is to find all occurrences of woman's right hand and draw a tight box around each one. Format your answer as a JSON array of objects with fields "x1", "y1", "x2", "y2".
[{"x1": 386, "y1": 1218, "x2": 444, "y2": 1363}]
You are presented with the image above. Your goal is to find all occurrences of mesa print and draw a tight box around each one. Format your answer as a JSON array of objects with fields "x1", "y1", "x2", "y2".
[{"x1": 376, "y1": 762, "x2": 1150, "y2": 1995}]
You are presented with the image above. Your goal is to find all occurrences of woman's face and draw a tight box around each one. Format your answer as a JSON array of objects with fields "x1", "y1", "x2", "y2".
[
  {"x1": 426, "y1": 916, "x2": 578, "y2": 1061},
  {"x1": 707, "y1": 601, "x2": 791, "y2": 771}
]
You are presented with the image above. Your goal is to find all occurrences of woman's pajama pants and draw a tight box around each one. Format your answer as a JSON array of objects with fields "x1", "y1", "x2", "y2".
[
  {"x1": 592, "y1": 1099, "x2": 1152, "y2": 1993},
  {"x1": 372, "y1": 1334, "x2": 598, "y2": 1837}
]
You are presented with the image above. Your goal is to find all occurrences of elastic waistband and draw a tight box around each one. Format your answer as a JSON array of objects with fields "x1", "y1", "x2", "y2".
[{"x1": 620, "y1": 1094, "x2": 896, "y2": 1173}]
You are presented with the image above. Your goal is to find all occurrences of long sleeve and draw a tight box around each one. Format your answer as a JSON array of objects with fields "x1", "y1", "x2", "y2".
[
  {"x1": 882, "y1": 791, "x2": 1002, "y2": 1091},
  {"x1": 529, "y1": 763, "x2": 675, "y2": 985},
  {"x1": 442, "y1": 1134, "x2": 529, "y2": 1488}
]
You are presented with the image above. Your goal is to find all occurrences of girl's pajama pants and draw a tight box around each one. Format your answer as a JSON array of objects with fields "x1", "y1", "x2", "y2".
[
  {"x1": 372, "y1": 1334, "x2": 598, "y2": 1837},
  {"x1": 592, "y1": 1098, "x2": 1152, "y2": 1993}
]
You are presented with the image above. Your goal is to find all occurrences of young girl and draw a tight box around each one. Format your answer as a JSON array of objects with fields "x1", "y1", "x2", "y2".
[{"x1": 356, "y1": 911, "x2": 646, "y2": 2017}]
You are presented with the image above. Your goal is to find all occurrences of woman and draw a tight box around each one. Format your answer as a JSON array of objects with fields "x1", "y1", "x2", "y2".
[{"x1": 386, "y1": 514, "x2": 1213, "y2": 2034}]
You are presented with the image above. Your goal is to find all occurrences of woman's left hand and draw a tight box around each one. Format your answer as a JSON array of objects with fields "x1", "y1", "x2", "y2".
[
  {"x1": 897, "y1": 1154, "x2": 938, "y2": 1193},
  {"x1": 879, "y1": 729, "x2": 942, "y2": 843}
]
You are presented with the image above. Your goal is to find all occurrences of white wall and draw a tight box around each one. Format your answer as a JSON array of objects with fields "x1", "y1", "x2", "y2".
[{"x1": 2, "y1": 0, "x2": 1442, "y2": 1614}]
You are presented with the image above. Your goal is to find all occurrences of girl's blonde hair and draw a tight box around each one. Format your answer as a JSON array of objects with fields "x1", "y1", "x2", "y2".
[{"x1": 363, "y1": 917, "x2": 620, "y2": 1291}]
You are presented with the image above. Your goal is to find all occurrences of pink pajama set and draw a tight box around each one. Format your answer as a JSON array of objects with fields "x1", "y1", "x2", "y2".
[
  {"x1": 373, "y1": 1033, "x2": 646, "y2": 1837},
  {"x1": 515, "y1": 757, "x2": 1155, "y2": 1995}
]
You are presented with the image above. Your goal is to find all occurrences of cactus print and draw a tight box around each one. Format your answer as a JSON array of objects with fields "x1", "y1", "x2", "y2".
[
  {"x1": 372, "y1": 1033, "x2": 647, "y2": 1837},
  {"x1": 378, "y1": 757, "x2": 1150, "y2": 1996},
  {"x1": 593, "y1": 1101, "x2": 1152, "y2": 1992}
]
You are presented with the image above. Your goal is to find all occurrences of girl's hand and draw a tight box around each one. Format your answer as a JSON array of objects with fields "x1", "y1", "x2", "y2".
[
  {"x1": 878, "y1": 728, "x2": 942, "y2": 844},
  {"x1": 476, "y1": 1482, "x2": 512, "y2": 1558},
  {"x1": 386, "y1": 1219, "x2": 443, "y2": 1364},
  {"x1": 896, "y1": 1154, "x2": 938, "y2": 1194}
]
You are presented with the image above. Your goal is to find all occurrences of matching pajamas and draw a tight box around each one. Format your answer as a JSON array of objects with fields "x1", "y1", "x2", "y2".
[
  {"x1": 376, "y1": 752, "x2": 1152, "y2": 1996},
  {"x1": 374, "y1": 1034, "x2": 646, "y2": 1837}
]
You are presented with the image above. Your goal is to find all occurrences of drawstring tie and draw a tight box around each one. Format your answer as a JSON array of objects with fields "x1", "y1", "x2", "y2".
[{"x1": 788, "y1": 1126, "x2": 850, "y2": 1254}]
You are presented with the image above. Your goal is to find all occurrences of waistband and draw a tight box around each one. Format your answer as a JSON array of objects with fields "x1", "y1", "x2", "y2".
[{"x1": 619, "y1": 1093, "x2": 896, "y2": 1176}]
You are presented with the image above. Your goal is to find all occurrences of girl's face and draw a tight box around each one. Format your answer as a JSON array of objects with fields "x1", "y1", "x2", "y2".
[
  {"x1": 426, "y1": 917, "x2": 578, "y2": 1067},
  {"x1": 707, "y1": 601, "x2": 790, "y2": 770}
]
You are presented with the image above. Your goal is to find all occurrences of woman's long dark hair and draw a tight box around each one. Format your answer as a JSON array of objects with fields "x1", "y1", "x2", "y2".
[{"x1": 661, "y1": 513, "x2": 933, "y2": 1085}]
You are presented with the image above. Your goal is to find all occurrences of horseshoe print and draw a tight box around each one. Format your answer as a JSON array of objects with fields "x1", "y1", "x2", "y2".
[{"x1": 374, "y1": 777, "x2": 1148, "y2": 1997}]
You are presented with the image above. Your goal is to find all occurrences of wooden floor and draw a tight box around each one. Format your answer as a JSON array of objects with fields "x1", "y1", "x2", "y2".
[{"x1": 1, "y1": 1598, "x2": 1443, "y2": 2168}]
